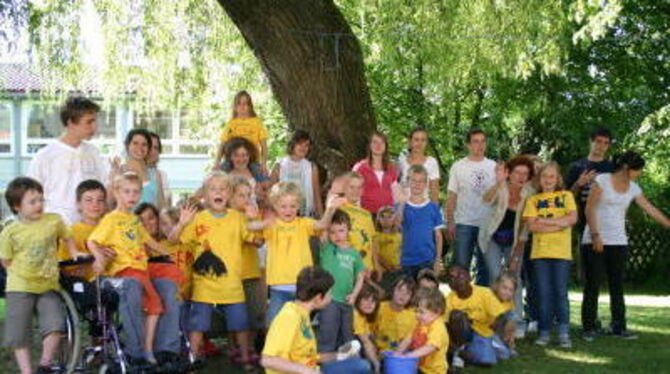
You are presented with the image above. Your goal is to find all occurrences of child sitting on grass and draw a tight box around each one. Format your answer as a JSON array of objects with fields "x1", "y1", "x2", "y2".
[
  {"x1": 490, "y1": 272, "x2": 519, "y2": 358},
  {"x1": 0, "y1": 177, "x2": 86, "y2": 374},
  {"x1": 375, "y1": 275, "x2": 417, "y2": 352},
  {"x1": 353, "y1": 284, "x2": 383, "y2": 374}
]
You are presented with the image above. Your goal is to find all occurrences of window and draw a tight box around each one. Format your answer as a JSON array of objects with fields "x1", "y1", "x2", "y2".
[
  {"x1": 132, "y1": 108, "x2": 210, "y2": 157},
  {"x1": 0, "y1": 102, "x2": 12, "y2": 154}
]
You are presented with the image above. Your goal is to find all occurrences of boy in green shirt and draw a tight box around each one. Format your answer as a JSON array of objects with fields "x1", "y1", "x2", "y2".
[{"x1": 318, "y1": 210, "x2": 366, "y2": 353}]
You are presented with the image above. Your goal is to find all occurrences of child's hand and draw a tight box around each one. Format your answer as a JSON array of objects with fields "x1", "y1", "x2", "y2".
[
  {"x1": 92, "y1": 259, "x2": 105, "y2": 275},
  {"x1": 179, "y1": 202, "x2": 198, "y2": 225},
  {"x1": 391, "y1": 182, "x2": 408, "y2": 204},
  {"x1": 345, "y1": 294, "x2": 355, "y2": 305},
  {"x1": 245, "y1": 204, "x2": 259, "y2": 219},
  {"x1": 325, "y1": 194, "x2": 347, "y2": 210}
]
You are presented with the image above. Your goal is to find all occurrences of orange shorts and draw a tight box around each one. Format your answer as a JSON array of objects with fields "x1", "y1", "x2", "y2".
[
  {"x1": 148, "y1": 262, "x2": 185, "y2": 287},
  {"x1": 115, "y1": 268, "x2": 164, "y2": 315}
]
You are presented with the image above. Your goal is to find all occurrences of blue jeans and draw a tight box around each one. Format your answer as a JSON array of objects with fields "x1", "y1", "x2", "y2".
[
  {"x1": 484, "y1": 240, "x2": 523, "y2": 321},
  {"x1": 401, "y1": 261, "x2": 434, "y2": 280},
  {"x1": 266, "y1": 288, "x2": 296, "y2": 327},
  {"x1": 533, "y1": 259, "x2": 571, "y2": 336},
  {"x1": 321, "y1": 357, "x2": 371, "y2": 374},
  {"x1": 454, "y1": 224, "x2": 489, "y2": 286},
  {"x1": 107, "y1": 277, "x2": 182, "y2": 358},
  {"x1": 522, "y1": 243, "x2": 538, "y2": 322}
]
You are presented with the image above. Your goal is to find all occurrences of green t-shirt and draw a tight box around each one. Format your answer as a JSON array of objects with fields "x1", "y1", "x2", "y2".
[{"x1": 319, "y1": 242, "x2": 365, "y2": 303}]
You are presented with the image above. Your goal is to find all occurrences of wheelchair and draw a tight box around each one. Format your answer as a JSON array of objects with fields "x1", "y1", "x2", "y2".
[{"x1": 57, "y1": 257, "x2": 200, "y2": 374}]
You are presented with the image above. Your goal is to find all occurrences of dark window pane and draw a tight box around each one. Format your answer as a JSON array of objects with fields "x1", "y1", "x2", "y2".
[{"x1": 27, "y1": 104, "x2": 60, "y2": 138}]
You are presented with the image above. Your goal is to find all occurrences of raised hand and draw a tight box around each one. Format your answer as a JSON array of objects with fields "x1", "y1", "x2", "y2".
[
  {"x1": 495, "y1": 161, "x2": 509, "y2": 183},
  {"x1": 179, "y1": 202, "x2": 198, "y2": 225}
]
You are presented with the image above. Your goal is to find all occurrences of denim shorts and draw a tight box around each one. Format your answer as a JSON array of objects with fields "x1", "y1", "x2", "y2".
[{"x1": 187, "y1": 301, "x2": 249, "y2": 332}]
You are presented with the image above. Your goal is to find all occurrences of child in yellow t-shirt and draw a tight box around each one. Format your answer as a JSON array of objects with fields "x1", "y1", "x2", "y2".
[
  {"x1": 168, "y1": 172, "x2": 255, "y2": 367},
  {"x1": 262, "y1": 266, "x2": 372, "y2": 374},
  {"x1": 374, "y1": 275, "x2": 417, "y2": 352},
  {"x1": 88, "y1": 172, "x2": 170, "y2": 364},
  {"x1": 353, "y1": 284, "x2": 382, "y2": 373},
  {"x1": 339, "y1": 172, "x2": 380, "y2": 274},
  {"x1": 376, "y1": 206, "x2": 401, "y2": 276},
  {"x1": 249, "y1": 181, "x2": 345, "y2": 327},
  {"x1": 395, "y1": 287, "x2": 449, "y2": 374},
  {"x1": 0, "y1": 177, "x2": 85, "y2": 374},
  {"x1": 522, "y1": 161, "x2": 577, "y2": 348},
  {"x1": 58, "y1": 180, "x2": 108, "y2": 281},
  {"x1": 159, "y1": 205, "x2": 195, "y2": 300},
  {"x1": 215, "y1": 90, "x2": 269, "y2": 169},
  {"x1": 491, "y1": 272, "x2": 519, "y2": 356}
]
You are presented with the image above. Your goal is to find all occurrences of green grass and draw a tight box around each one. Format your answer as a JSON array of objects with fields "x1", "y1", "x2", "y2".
[{"x1": 1, "y1": 296, "x2": 669, "y2": 373}]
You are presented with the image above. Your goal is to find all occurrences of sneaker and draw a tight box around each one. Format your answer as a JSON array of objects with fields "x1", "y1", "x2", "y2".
[
  {"x1": 526, "y1": 320, "x2": 538, "y2": 334},
  {"x1": 609, "y1": 329, "x2": 639, "y2": 340},
  {"x1": 336, "y1": 340, "x2": 361, "y2": 360},
  {"x1": 534, "y1": 335, "x2": 550, "y2": 346},
  {"x1": 452, "y1": 353, "x2": 465, "y2": 369},
  {"x1": 558, "y1": 334, "x2": 572, "y2": 349},
  {"x1": 582, "y1": 330, "x2": 598, "y2": 342},
  {"x1": 515, "y1": 323, "x2": 527, "y2": 339},
  {"x1": 35, "y1": 366, "x2": 60, "y2": 374}
]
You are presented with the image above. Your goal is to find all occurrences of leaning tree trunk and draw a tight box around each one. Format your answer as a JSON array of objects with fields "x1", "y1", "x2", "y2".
[{"x1": 217, "y1": 0, "x2": 377, "y2": 177}]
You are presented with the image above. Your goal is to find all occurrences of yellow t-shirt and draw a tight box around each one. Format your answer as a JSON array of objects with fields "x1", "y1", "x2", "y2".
[
  {"x1": 180, "y1": 209, "x2": 253, "y2": 304},
  {"x1": 263, "y1": 217, "x2": 317, "y2": 286},
  {"x1": 501, "y1": 300, "x2": 514, "y2": 313},
  {"x1": 354, "y1": 309, "x2": 374, "y2": 336},
  {"x1": 341, "y1": 203, "x2": 377, "y2": 270},
  {"x1": 409, "y1": 317, "x2": 449, "y2": 374},
  {"x1": 0, "y1": 213, "x2": 71, "y2": 293},
  {"x1": 219, "y1": 117, "x2": 268, "y2": 150},
  {"x1": 376, "y1": 231, "x2": 401, "y2": 269},
  {"x1": 160, "y1": 239, "x2": 194, "y2": 299},
  {"x1": 522, "y1": 190, "x2": 577, "y2": 260},
  {"x1": 374, "y1": 301, "x2": 417, "y2": 351},
  {"x1": 88, "y1": 210, "x2": 151, "y2": 276},
  {"x1": 263, "y1": 302, "x2": 319, "y2": 374},
  {"x1": 58, "y1": 222, "x2": 97, "y2": 281},
  {"x1": 446, "y1": 285, "x2": 506, "y2": 338},
  {"x1": 240, "y1": 239, "x2": 261, "y2": 280}
]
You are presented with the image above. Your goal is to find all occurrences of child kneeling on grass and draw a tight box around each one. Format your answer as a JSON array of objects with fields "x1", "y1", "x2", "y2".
[{"x1": 262, "y1": 266, "x2": 372, "y2": 374}]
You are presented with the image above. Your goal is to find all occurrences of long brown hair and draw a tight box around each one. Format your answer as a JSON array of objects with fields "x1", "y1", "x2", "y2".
[
  {"x1": 366, "y1": 131, "x2": 390, "y2": 171},
  {"x1": 231, "y1": 90, "x2": 257, "y2": 118}
]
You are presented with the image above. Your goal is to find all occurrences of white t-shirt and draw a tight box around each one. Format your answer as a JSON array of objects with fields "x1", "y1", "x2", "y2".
[
  {"x1": 28, "y1": 140, "x2": 109, "y2": 225},
  {"x1": 582, "y1": 173, "x2": 642, "y2": 246},
  {"x1": 397, "y1": 153, "x2": 440, "y2": 199},
  {"x1": 447, "y1": 157, "x2": 496, "y2": 227}
]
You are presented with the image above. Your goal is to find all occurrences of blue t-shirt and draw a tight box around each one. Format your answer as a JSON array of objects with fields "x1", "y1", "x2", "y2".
[{"x1": 401, "y1": 200, "x2": 444, "y2": 266}]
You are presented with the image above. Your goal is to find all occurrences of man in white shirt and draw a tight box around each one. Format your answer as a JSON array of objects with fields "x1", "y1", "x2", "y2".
[
  {"x1": 28, "y1": 97, "x2": 108, "y2": 225},
  {"x1": 445, "y1": 128, "x2": 496, "y2": 285}
]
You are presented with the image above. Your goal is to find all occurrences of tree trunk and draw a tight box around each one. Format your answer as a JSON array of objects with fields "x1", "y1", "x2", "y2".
[{"x1": 217, "y1": 0, "x2": 377, "y2": 177}]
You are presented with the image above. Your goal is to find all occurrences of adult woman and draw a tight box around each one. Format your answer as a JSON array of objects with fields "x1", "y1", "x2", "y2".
[
  {"x1": 352, "y1": 132, "x2": 399, "y2": 214},
  {"x1": 111, "y1": 128, "x2": 166, "y2": 210},
  {"x1": 397, "y1": 127, "x2": 440, "y2": 202},
  {"x1": 478, "y1": 156, "x2": 535, "y2": 320},
  {"x1": 221, "y1": 137, "x2": 269, "y2": 205},
  {"x1": 270, "y1": 130, "x2": 323, "y2": 217},
  {"x1": 581, "y1": 151, "x2": 670, "y2": 340}
]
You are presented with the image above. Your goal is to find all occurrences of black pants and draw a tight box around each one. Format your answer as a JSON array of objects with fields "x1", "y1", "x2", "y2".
[{"x1": 581, "y1": 244, "x2": 628, "y2": 333}]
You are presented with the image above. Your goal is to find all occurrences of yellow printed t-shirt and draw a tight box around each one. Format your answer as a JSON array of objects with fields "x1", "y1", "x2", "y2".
[
  {"x1": 219, "y1": 117, "x2": 268, "y2": 150},
  {"x1": 88, "y1": 210, "x2": 150, "y2": 276},
  {"x1": 354, "y1": 309, "x2": 373, "y2": 336},
  {"x1": 180, "y1": 209, "x2": 252, "y2": 304},
  {"x1": 522, "y1": 190, "x2": 576, "y2": 260},
  {"x1": 58, "y1": 221, "x2": 97, "y2": 281},
  {"x1": 341, "y1": 203, "x2": 376, "y2": 270},
  {"x1": 374, "y1": 301, "x2": 417, "y2": 351},
  {"x1": 160, "y1": 239, "x2": 194, "y2": 299},
  {"x1": 240, "y1": 239, "x2": 261, "y2": 280},
  {"x1": 446, "y1": 285, "x2": 506, "y2": 338},
  {"x1": 263, "y1": 217, "x2": 317, "y2": 286},
  {"x1": 376, "y1": 231, "x2": 401, "y2": 269},
  {"x1": 263, "y1": 302, "x2": 318, "y2": 374},
  {"x1": 408, "y1": 317, "x2": 449, "y2": 374},
  {"x1": 0, "y1": 213, "x2": 71, "y2": 293}
]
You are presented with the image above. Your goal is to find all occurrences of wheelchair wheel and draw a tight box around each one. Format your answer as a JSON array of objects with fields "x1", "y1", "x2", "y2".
[{"x1": 56, "y1": 289, "x2": 82, "y2": 374}]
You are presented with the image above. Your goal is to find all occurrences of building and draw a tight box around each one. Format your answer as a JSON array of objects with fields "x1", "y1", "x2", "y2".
[{"x1": 0, "y1": 63, "x2": 212, "y2": 195}]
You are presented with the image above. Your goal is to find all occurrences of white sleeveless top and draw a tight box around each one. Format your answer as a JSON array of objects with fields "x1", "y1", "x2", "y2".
[
  {"x1": 582, "y1": 173, "x2": 642, "y2": 246},
  {"x1": 278, "y1": 157, "x2": 315, "y2": 216}
]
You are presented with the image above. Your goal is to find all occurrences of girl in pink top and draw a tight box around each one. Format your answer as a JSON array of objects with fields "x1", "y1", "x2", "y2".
[{"x1": 353, "y1": 132, "x2": 399, "y2": 214}]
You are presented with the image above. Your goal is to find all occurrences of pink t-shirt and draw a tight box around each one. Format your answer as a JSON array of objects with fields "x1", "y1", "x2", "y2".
[{"x1": 353, "y1": 159, "x2": 399, "y2": 214}]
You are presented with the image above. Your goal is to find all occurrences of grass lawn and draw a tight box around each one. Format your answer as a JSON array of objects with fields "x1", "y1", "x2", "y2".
[{"x1": 1, "y1": 293, "x2": 668, "y2": 373}]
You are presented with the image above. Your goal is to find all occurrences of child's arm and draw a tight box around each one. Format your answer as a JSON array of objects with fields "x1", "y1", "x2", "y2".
[
  {"x1": 87, "y1": 240, "x2": 114, "y2": 274},
  {"x1": 314, "y1": 195, "x2": 347, "y2": 231},
  {"x1": 537, "y1": 211, "x2": 577, "y2": 228},
  {"x1": 526, "y1": 217, "x2": 564, "y2": 233},
  {"x1": 63, "y1": 237, "x2": 88, "y2": 259},
  {"x1": 359, "y1": 333, "x2": 380, "y2": 373},
  {"x1": 433, "y1": 228, "x2": 443, "y2": 275},
  {"x1": 168, "y1": 203, "x2": 198, "y2": 243},
  {"x1": 145, "y1": 237, "x2": 169, "y2": 256},
  {"x1": 394, "y1": 336, "x2": 413, "y2": 354},
  {"x1": 346, "y1": 271, "x2": 366, "y2": 305},
  {"x1": 260, "y1": 355, "x2": 319, "y2": 374},
  {"x1": 312, "y1": 164, "x2": 324, "y2": 217},
  {"x1": 401, "y1": 344, "x2": 438, "y2": 359}
]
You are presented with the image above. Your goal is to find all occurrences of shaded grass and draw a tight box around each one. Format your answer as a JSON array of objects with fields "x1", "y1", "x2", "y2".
[{"x1": 1, "y1": 297, "x2": 668, "y2": 373}]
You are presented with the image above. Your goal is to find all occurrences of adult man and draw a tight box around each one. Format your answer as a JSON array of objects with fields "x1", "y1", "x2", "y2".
[
  {"x1": 445, "y1": 128, "x2": 496, "y2": 285},
  {"x1": 565, "y1": 127, "x2": 614, "y2": 235},
  {"x1": 28, "y1": 97, "x2": 108, "y2": 224}
]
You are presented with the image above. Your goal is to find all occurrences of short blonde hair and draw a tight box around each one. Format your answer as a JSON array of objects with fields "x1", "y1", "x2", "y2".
[
  {"x1": 268, "y1": 181, "x2": 303, "y2": 205},
  {"x1": 342, "y1": 171, "x2": 363, "y2": 182},
  {"x1": 114, "y1": 171, "x2": 142, "y2": 190},
  {"x1": 202, "y1": 171, "x2": 232, "y2": 192},
  {"x1": 230, "y1": 175, "x2": 252, "y2": 193},
  {"x1": 537, "y1": 161, "x2": 564, "y2": 191}
]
